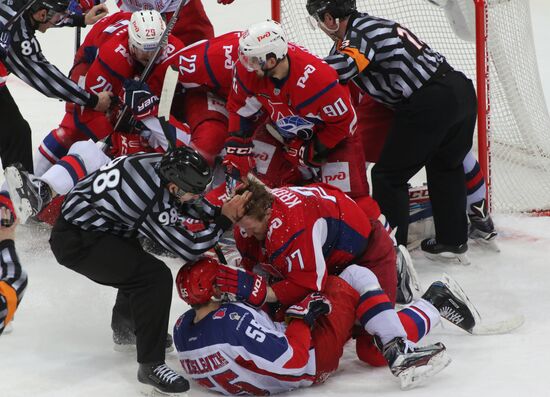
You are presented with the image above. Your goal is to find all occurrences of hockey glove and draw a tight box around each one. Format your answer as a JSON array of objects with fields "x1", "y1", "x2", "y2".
[
  {"x1": 283, "y1": 139, "x2": 307, "y2": 167},
  {"x1": 285, "y1": 292, "x2": 332, "y2": 327},
  {"x1": 0, "y1": 193, "x2": 15, "y2": 227},
  {"x1": 109, "y1": 132, "x2": 150, "y2": 157},
  {"x1": 217, "y1": 0, "x2": 235, "y2": 4},
  {"x1": 122, "y1": 79, "x2": 160, "y2": 120},
  {"x1": 216, "y1": 265, "x2": 267, "y2": 308},
  {"x1": 0, "y1": 24, "x2": 11, "y2": 60},
  {"x1": 223, "y1": 135, "x2": 256, "y2": 193}
]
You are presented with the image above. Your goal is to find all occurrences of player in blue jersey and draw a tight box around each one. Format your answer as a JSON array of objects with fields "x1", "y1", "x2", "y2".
[{"x1": 173, "y1": 257, "x2": 475, "y2": 392}]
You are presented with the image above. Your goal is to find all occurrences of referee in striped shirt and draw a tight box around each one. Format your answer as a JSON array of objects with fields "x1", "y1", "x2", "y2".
[
  {"x1": 307, "y1": 0, "x2": 477, "y2": 259},
  {"x1": 48, "y1": 147, "x2": 249, "y2": 393},
  {"x1": 0, "y1": 0, "x2": 109, "y2": 172},
  {"x1": 0, "y1": 207, "x2": 27, "y2": 336}
]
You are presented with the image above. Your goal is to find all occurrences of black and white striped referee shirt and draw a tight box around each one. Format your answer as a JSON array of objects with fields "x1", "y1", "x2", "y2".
[
  {"x1": 0, "y1": 239, "x2": 28, "y2": 335},
  {"x1": 0, "y1": 0, "x2": 97, "y2": 108},
  {"x1": 325, "y1": 12, "x2": 449, "y2": 106},
  {"x1": 61, "y1": 153, "x2": 232, "y2": 261}
]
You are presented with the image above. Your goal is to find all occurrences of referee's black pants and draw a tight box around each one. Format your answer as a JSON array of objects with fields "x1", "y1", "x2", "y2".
[
  {"x1": 371, "y1": 70, "x2": 477, "y2": 246},
  {"x1": 49, "y1": 217, "x2": 173, "y2": 364},
  {"x1": 0, "y1": 86, "x2": 33, "y2": 172}
]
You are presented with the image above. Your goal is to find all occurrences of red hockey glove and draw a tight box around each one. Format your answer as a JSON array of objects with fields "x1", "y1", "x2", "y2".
[
  {"x1": 216, "y1": 265, "x2": 267, "y2": 308},
  {"x1": 109, "y1": 132, "x2": 150, "y2": 157},
  {"x1": 0, "y1": 193, "x2": 15, "y2": 226},
  {"x1": 285, "y1": 292, "x2": 332, "y2": 327},
  {"x1": 122, "y1": 79, "x2": 159, "y2": 120},
  {"x1": 283, "y1": 138, "x2": 306, "y2": 167},
  {"x1": 217, "y1": 0, "x2": 235, "y2": 4}
]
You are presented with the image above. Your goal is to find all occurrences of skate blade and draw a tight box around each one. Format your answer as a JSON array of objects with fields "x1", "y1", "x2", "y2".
[
  {"x1": 471, "y1": 236, "x2": 501, "y2": 253},
  {"x1": 4, "y1": 167, "x2": 32, "y2": 224},
  {"x1": 398, "y1": 244, "x2": 423, "y2": 296},
  {"x1": 399, "y1": 350, "x2": 452, "y2": 390},
  {"x1": 139, "y1": 385, "x2": 188, "y2": 397},
  {"x1": 441, "y1": 273, "x2": 482, "y2": 332},
  {"x1": 424, "y1": 251, "x2": 471, "y2": 266}
]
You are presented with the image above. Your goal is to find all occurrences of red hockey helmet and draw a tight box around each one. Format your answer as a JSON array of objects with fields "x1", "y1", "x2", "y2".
[{"x1": 176, "y1": 257, "x2": 219, "y2": 305}]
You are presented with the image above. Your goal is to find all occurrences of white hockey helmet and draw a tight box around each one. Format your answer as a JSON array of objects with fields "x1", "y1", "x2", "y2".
[
  {"x1": 128, "y1": 10, "x2": 166, "y2": 53},
  {"x1": 238, "y1": 20, "x2": 288, "y2": 72}
]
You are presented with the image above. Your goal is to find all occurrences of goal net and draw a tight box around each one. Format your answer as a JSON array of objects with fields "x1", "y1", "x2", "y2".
[{"x1": 272, "y1": 0, "x2": 550, "y2": 213}]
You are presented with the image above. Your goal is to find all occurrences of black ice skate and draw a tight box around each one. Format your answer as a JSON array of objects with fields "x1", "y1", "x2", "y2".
[
  {"x1": 422, "y1": 275, "x2": 480, "y2": 333},
  {"x1": 395, "y1": 245, "x2": 422, "y2": 304},
  {"x1": 381, "y1": 337, "x2": 451, "y2": 390},
  {"x1": 468, "y1": 199, "x2": 499, "y2": 251},
  {"x1": 138, "y1": 362, "x2": 190, "y2": 395},
  {"x1": 4, "y1": 164, "x2": 52, "y2": 224},
  {"x1": 420, "y1": 238, "x2": 470, "y2": 265}
]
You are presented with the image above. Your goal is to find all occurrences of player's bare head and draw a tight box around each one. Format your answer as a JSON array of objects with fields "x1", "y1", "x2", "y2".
[
  {"x1": 30, "y1": 0, "x2": 70, "y2": 32},
  {"x1": 239, "y1": 20, "x2": 288, "y2": 77},
  {"x1": 176, "y1": 257, "x2": 221, "y2": 309},
  {"x1": 306, "y1": 0, "x2": 356, "y2": 39},
  {"x1": 235, "y1": 176, "x2": 273, "y2": 240},
  {"x1": 159, "y1": 146, "x2": 213, "y2": 202},
  {"x1": 235, "y1": 175, "x2": 273, "y2": 221},
  {"x1": 128, "y1": 10, "x2": 166, "y2": 66}
]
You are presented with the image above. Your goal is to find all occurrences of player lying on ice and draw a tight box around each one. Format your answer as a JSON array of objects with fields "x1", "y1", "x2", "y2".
[
  {"x1": 173, "y1": 256, "x2": 476, "y2": 393},
  {"x1": 213, "y1": 176, "x2": 478, "y2": 363}
]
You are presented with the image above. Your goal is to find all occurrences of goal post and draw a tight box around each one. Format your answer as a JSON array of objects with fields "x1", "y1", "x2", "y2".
[{"x1": 272, "y1": 0, "x2": 550, "y2": 214}]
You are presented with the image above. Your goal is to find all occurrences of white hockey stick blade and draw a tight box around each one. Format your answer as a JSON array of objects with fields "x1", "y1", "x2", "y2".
[
  {"x1": 471, "y1": 313, "x2": 525, "y2": 336},
  {"x1": 158, "y1": 65, "x2": 179, "y2": 120},
  {"x1": 441, "y1": 274, "x2": 524, "y2": 335},
  {"x1": 265, "y1": 123, "x2": 285, "y2": 144}
]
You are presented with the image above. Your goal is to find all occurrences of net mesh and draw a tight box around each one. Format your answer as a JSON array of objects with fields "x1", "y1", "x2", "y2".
[{"x1": 277, "y1": 0, "x2": 550, "y2": 213}]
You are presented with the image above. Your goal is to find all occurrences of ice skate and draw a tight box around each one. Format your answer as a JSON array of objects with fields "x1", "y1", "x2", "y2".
[
  {"x1": 422, "y1": 274, "x2": 480, "y2": 333},
  {"x1": 382, "y1": 337, "x2": 451, "y2": 390},
  {"x1": 138, "y1": 362, "x2": 189, "y2": 395},
  {"x1": 4, "y1": 164, "x2": 52, "y2": 224},
  {"x1": 468, "y1": 199, "x2": 499, "y2": 252},
  {"x1": 395, "y1": 245, "x2": 422, "y2": 304},
  {"x1": 421, "y1": 238, "x2": 470, "y2": 265}
]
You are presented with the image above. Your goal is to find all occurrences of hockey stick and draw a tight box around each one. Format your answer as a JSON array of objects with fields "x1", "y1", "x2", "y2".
[
  {"x1": 4, "y1": 0, "x2": 40, "y2": 29},
  {"x1": 158, "y1": 65, "x2": 229, "y2": 266},
  {"x1": 75, "y1": 27, "x2": 81, "y2": 54},
  {"x1": 440, "y1": 274, "x2": 525, "y2": 336},
  {"x1": 113, "y1": 0, "x2": 185, "y2": 132}
]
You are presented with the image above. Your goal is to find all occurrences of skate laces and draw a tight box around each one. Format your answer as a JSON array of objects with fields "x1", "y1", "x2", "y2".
[
  {"x1": 423, "y1": 238, "x2": 437, "y2": 247},
  {"x1": 153, "y1": 364, "x2": 182, "y2": 384}
]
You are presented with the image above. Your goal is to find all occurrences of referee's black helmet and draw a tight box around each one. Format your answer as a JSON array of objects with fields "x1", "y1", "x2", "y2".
[
  {"x1": 306, "y1": 0, "x2": 357, "y2": 20},
  {"x1": 159, "y1": 147, "x2": 213, "y2": 194}
]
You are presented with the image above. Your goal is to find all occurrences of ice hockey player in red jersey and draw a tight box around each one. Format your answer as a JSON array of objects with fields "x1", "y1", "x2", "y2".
[
  {"x1": 174, "y1": 256, "x2": 477, "y2": 392},
  {"x1": 224, "y1": 20, "x2": 374, "y2": 211},
  {"x1": 147, "y1": 31, "x2": 242, "y2": 166},
  {"x1": 215, "y1": 176, "x2": 478, "y2": 367},
  {"x1": 93, "y1": 0, "x2": 232, "y2": 44},
  {"x1": 34, "y1": 10, "x2": 182, "y2": 178}
]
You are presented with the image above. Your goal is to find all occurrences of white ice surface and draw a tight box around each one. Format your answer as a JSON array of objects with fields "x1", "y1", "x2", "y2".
[{"x1": 1, "y1": 1, "x2": 550, "y2": 396}]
